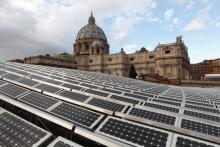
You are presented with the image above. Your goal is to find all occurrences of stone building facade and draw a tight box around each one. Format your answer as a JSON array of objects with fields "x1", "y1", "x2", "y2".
[
  {"x1": 24, "y1": 55, "x2": 76, "y2": 69},
  {"x1": 17, "y1": 13, "x2": 190, "y2": 80},
  {"x1": 73, "y1": 13, "x2": 190, "y2": 80},
  {"x1": 190, "y1": 58, "x2": 220, "y2": 80}
]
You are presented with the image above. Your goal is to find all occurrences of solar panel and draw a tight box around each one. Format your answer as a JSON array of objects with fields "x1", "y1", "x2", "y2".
[
  {"x1": 186, "y1": 98, "x2": 209, "y2": 103},
  {"x1": 19, "y1": 92, "x2": 59, "y2": 110},
  {"x1": 61, "y1": 83, "x2": 83, "y2": 90},
  {"x1": 58, "y1": 90, "x2": 89, "y2": 102},
  {"x1": 85, "y1": 89, "x2": 109, "y2": 97},
  {"x1": 29, "y1": 74, "x2": 48, "y2": 81},
  {"x1": 17, "y1": 78, "x2": 39, "y2": 87},
  {"x1": 144, "y1": 102, "x2": 180, "y2": 113},
  {"x1": 185, "y1": 104, "x2": 219, "y2": 114},
  {"x1": 128, "y1": 107, "x2": 176, "y2": 125},
  {"x1": 172, "y1": 134, "x2": 218, "y2": 147},
  {"x1": 45, "y1": 79, "x2": 62, "y2": 85},
  {"x1": 50, "y1": 75, "x2": 64, "y2": 81},
  {"x1": 101, "y1": 88, "x2": 122, "y2": 95},
  {"x1": 80, "y1": 83, "x2": 99, "y2": 89},
  {"x1": 0, "y1": 70, "x2": 6, "y2": 76},
  {"x1": 50, "y1": 103, "x2": 103, "y2": 129},
  {"x1": 5, "y1": 67, "x2": 18, "y2": 72},
  {"x1": 183, "y1": 110, "x2": 220, "y2": 122},
  {"x1": 110, "y1": 94, "x2": 140, "y2": 104},
  {"x1": 87, "y1": 98, "x2": 126, "y2": 112},
  {"x1": 180, "y1": 119, "x2": 220, "y2": 137},
  {"x1": 124, "y1": 93, "x2": 148, "y2": 101},
  {"x1": 63, "y1": 79, "x2": 79, "y2": 85},
  {"x1": 2, "y1": 62, "x2": 220, "y2": 146},
  {"x1": 158, "y1": 96, "x2": 182, "y2": 103},
  {"x1": 185, "y1": 100, "x2": 214, "y2": 108},
  {"x1": 153, "y1": 99, "x2": 182, "y2": 106},
  {"x1": 48, "y1": 136, "x2": 83, "y2": 147},
  {"x1": 0, "y1": 64, "x2": 5, "y2": 69},
  {"x1": 35, "y1": 83, "x2": 62, "y2": 93},
  {"x1": 0, "y1": 83, "x2": 29, "y2": 98},
  {"x1": 133, "y1": 91, "x2": 154, "y2": 98},
  {"x1": 114, "y1": 87, "x2": 131, "y2": 92},
  {"x1": 3, "y1": 73, "x2": 21, "y2": 81},
  {"x1": 96, "y1": 116, "x2": 172, "y2": 147},
  {"x1": 0, "y1": 80, "x2": 6, "y2": 85},
  {"x1": 0, "y1": 109, "x2": 51, "y2": 147}
]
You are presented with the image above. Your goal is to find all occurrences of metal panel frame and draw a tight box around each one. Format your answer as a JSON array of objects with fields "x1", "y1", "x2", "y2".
[{"x1": 47, "y1": 136, "x2": 83, "y2": 147}]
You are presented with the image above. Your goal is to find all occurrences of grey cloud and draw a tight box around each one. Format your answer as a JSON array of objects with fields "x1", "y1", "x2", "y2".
[{"x1": 0, "y1": 0, "x2": 154, "y2": 61}]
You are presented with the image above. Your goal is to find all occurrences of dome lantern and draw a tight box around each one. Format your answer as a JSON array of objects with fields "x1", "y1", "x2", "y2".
[{"x1": 88, "y1": 12, "x2": 95, "y2": 25}]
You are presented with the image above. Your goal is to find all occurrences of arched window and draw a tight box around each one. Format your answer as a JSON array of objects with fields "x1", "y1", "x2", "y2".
[
  {"x1": 86, "y1": 44, "x2": 89, "y2": 50},
  {"x1": 97, "y1": 48, "x2": 99, "y2": 54}
]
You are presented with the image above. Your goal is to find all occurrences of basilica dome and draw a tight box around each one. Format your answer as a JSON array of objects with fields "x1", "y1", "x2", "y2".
[
  {"x1": 76, "y1": 13, "x2": 107, "y2": 41},
  {"x1": 74, "y1": 13, "x2": 109, "y2": 56}
]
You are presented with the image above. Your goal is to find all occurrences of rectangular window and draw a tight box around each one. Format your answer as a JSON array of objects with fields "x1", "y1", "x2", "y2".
[
  {"x1": 149, "y1": 55, "x2": 154, "y2": 59},
  {"x1": 130, "y1": 58, "x2": 134, "y2": 61},
  {"x1": 165, "y1": 50, "x2": 171, "y2": 54}
]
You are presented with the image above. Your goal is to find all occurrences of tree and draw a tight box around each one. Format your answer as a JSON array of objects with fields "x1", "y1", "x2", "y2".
[{"x1": 129, "y1": 64, "x2": 137, "y2": 79}]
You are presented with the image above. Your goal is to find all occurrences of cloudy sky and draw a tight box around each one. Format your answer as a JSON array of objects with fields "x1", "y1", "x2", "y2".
[{"x1": 0, "y1": 0, "x2": 220, "y2": 63}]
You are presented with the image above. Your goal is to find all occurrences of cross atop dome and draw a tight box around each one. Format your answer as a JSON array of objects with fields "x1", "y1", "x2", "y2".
[{"x1": 88, "y1": 12, "x2": 95, "y2": 25}]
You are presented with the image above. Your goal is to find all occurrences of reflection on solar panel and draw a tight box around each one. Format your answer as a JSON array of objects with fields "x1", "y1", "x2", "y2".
[
  {"x1": 0, "y1": 83, "x2": 28, "y2": 98},
  {"x1": 19, "y1": 92, "x2": 59, "y2": 110},
  {"x1": 0, "y1": 109, "x2": 51, "y2": 147},
  {"x1": 58, "y1": 90, "x2": 89, "y2": 102},
  {"x1": 97, "y1": 117, "x2": 171, "y2": 147},
  {"x1": 50, "y1": 103, "x2": 103, "y2": 129},
  {"x1": 1, "y1": 62, "x2": 220, "y2": 146}
]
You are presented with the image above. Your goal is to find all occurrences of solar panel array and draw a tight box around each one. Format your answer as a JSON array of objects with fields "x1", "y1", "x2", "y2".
[
  {"x1": 0, "y1": 62, "x2": 220, "y2": 147},
  {"x1": 0, "y1": 108, "x2": 51, "y2": 147}
]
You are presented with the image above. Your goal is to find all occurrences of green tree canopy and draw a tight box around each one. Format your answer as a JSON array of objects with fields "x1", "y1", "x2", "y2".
[{"x1": 129, "y1": 64, "x2": 137, "y2": 78}]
